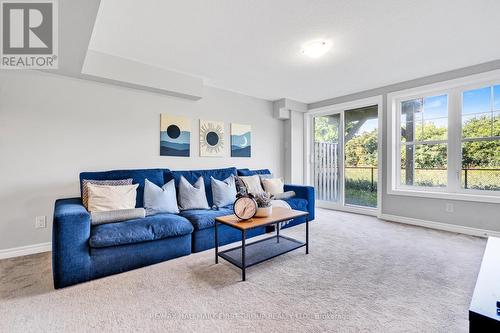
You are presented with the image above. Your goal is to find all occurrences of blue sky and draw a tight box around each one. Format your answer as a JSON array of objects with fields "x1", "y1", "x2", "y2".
[
  {"x1": 357, "y1": 118, "x2": 378, "y2": 134},
  {"x1": 334, "y1": 84, "x2": 499, "y2": 137},
  {"x1": 402, "y1": 85, "x2": 500, "y2": 130},
  {"x1": 463, "y1": 85, "x2": 500, "y2": 114},
  {"x1": 423, "y1": 94, "x2": 447, "y2": 119},
  {"x1": 463, "y1": 86, "x2": 490, "y2": 115}
]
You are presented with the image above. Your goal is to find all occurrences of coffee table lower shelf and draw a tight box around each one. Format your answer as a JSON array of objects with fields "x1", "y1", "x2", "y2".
[
  {"x1": 214, "y1": 208, "x2": 309, "y2": 281},
  {"x1": 218, "y1": 235, "x2": 305, "y2": 271}
]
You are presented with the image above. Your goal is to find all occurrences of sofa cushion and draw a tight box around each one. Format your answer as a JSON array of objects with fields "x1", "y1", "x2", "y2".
[
  {"x1": 165, "y1": 167, "x2": 237, "y2": 207},
  {"x1": 236, "y1": 168, "x2": 250, "y2": 176},
  {"x1": 89, "y1": 213, "x2": 193, "y2": 248},
  {"x1": 80, "y1": 169, "x2": 166, "y2": 208},
  {"x1": 179, "y1": 207, "x2": 233, "y2": 231},
  {"x1": 237, "y1": 168, "x2": 272, "y2": 176},
  {"x1": 284, "y1": 198, "x2": 308, "y2": 212}
]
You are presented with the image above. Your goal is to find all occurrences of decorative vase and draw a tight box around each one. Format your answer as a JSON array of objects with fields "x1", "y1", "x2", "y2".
[{"x1": 255, "y1": 206, "x2": 272, "y2": 217}]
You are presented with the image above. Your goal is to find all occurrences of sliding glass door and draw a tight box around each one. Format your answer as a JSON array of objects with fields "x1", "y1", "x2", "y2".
[
  {"x1": 344, "y1": 106, "x2": 378, "y2": 208},
  {"x1": 313, "y1": 114, "x2": 340, "y2": 203},
  {"x1": 311, "y1": 103, "x2": 379, "y2": 210}
]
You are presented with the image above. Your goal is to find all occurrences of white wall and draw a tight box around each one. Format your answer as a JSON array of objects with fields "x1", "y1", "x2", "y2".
[
  {"x1": 289, "y1": 111, "x2": 304, "y2": 184},
  {"x1": 0, "y1": 71, "x2": 284, "y2": 250},
  {"x1": 283, "y1": 119, "x2": 291, "y2": 183},
  {"x1": 283, "y1": 111, "x2": 305, "y2": 184}
]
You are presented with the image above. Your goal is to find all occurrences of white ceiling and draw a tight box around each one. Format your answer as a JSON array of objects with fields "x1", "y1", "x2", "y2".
[{"x1": 89, "y1": 0, "x2": 500, "y2": 103}]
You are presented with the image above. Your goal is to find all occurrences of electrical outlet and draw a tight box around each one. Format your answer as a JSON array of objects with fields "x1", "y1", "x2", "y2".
[
  {"x1": 445, "y1": 203, "x2": 454, "y2": 213},
  {"x1": 35, "y1": 216, "x2": 47, "y2": 229}
]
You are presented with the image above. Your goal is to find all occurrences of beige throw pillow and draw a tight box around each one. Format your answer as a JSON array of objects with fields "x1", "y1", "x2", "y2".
[
  {"x1": 239, "y1": 175, "x2": 264, "y2": 195},
  {"x1": 81, "y1": 178, "x2": 133, "y2": 209},
  {"x1": 262, "y1": 178, "x2": 284, "y2": 195},
  {"x1": 87, "y1": 183, "x2": 139, "y2": 212}
]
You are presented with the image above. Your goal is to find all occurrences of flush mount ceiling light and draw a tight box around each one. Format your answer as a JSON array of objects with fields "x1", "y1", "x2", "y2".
[{"x1": 301, "y1": 40, "x2": 332, "y2": 59}]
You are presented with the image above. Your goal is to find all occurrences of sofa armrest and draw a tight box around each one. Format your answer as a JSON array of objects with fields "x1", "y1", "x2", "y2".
[
  {"x1": 52, "y1": 198, "x2": 92, "y2": 288},
  {"x1": 284, "y1": 184, "x2": 315, "y2": 221}
]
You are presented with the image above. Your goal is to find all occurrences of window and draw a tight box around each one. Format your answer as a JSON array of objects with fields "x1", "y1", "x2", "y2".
[
  {"x1": 388, "y1": 71, "x2": 500, "y2": 202},
  {"x1": 344, "y1": 105, "x2": 378, "y2": 208},
  {"x1": 313, "y1": 114, "x2": 340, "y2": 202},
  {"x1": 461, "y1": 85, "x2": 500, "y2": 191},
  {"x1": 400, "y1": 95, "x2": 448, "y2": 188}
]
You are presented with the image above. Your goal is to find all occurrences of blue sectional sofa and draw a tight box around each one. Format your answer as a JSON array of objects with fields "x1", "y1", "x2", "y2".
[{"x1": 52, "y1": 167, "x2": 315, "y2": 288}]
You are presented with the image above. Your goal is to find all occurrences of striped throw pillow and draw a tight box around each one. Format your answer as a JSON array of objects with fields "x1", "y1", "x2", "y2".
[{"x1": 82, "y1": 179, "x2": 133, "y2": 209}]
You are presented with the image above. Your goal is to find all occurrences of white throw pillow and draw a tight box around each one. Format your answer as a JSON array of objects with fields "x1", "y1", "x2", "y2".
[
  {"x1": 239, "y1": 175, "x2": 264, "y2": 195},
  {"x1": 177, "y1": 176, "x2": 210, "y2": 210},
  {"x1": 211, "y1": 176, "x2": 237, "y2": 208},
  {"x1": 87, "y1": 183, "x2": 139, "y2": 212},
  {"x1": 262, "y1": 178, "x2": 285, "y2": 195},
  {"x1": 143, "y1": 179, "x2": 179, "y2": 215}
]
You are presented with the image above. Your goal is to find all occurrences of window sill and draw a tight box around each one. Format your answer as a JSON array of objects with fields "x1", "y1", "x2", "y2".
[{"x1": 387, "y1": 188, "x2": 500, "y2": 204}]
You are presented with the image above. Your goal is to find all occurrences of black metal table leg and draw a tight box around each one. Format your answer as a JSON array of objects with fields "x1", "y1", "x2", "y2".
[
  {"x1": 306, "y1": 217, "x2": 309, "y2": 254},
  {"x1": 276, "y1": 222, "x2": 280, "y2": 243},
  {"x1": 215, "y1": 211, "x2": 309, "y2": 282},
  {"x1": 242, "y1": 230, "x2": 246, "y2": 281},
  {"x1": 215, "y1": 220, "x2": 218, "y2": 264}
]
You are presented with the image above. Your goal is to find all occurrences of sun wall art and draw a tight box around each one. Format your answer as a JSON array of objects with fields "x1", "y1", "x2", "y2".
[
  {"x1": 230, "y1": 123, "x2": 251, "y2": 157},
  {"x1": 160, "y1": 114, "x2": 191, "y2": 157},
  {"x1": 199, "y1": 120, "x2": 225, "y2": 157}
]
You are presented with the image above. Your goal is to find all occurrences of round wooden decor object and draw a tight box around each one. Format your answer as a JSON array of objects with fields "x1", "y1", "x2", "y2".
[{"x1": 233, "y1": 196, "x2": 258, "y2": 220}]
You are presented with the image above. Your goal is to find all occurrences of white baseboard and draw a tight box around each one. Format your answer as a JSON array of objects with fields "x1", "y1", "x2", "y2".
[
  {"x1": 0, "y1": 242, "x2": 51, "y2": 260},
  {"x1": 380, "y1": 214, "x2": 500, "y2": 238}
]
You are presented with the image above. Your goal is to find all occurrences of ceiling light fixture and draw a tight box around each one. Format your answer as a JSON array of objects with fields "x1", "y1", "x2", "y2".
[{"x1": 301, "y1": 40, "x2": 332, "y2": 59}]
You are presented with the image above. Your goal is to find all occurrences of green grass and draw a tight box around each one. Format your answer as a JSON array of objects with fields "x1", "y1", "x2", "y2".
[
  {"x1": 345, "y1": 167, "x2": 377, "y2": 182},
  {"x1": 320, "y1": 167, "x2": 499, "y2": 208},
  {"x1": 345, "y1": 187, "x2": 377, "y2": 207},
  {"x1": 344, "y1": 168, "x2": 377, "y2": 208},
  {"x1": 461, "y1": 169, "x2": 500, "y2": 190},
  {"x1": 400, "y1": 169, "x2": 447, "y2": 187},
  {"x1": 400, "y1": 169, "x2": 500, "y2": 190}
]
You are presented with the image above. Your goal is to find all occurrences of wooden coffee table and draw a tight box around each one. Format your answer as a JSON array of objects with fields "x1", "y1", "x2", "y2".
[{"x1": 214, "y1": 207, "x2": 309, "y2": 281}]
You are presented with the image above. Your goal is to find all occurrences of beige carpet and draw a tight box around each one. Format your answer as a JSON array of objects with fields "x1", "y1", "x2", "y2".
[{"x1": 0, "y1": 208, "x2": 485, "y2": 333}]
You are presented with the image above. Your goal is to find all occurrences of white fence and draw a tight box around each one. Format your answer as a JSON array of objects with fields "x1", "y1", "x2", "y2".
[{"x1": 314, "y1": 142, "x2": 339, "y2": 201}]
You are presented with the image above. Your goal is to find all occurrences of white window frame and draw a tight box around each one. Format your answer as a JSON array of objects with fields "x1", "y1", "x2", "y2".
[
  {"x1": 395, "y1": 92, "x2": 450, "y2": 193},
  {"x1": 387, "y1": 69, "x2": 500, "y2": 204},
  {"x1": 304, "y1": 95, "x2": 383, "y2": 216}
]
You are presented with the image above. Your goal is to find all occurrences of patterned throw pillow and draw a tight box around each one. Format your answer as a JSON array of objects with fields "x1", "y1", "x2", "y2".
[
  {"x1": 82, "y1": 179, "x2": 133, "y2": 209},
  {"x1": 234, "y1": 176, "x2": 247, "y2": 194},
  {"x1": 239, "y1": 175, "x2": 264, "y2": 195}
]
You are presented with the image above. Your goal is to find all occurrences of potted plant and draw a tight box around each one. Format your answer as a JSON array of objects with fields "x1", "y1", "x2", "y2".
[{"x1": 254, "y1": 192, "x2": 272, "y2": 217}]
